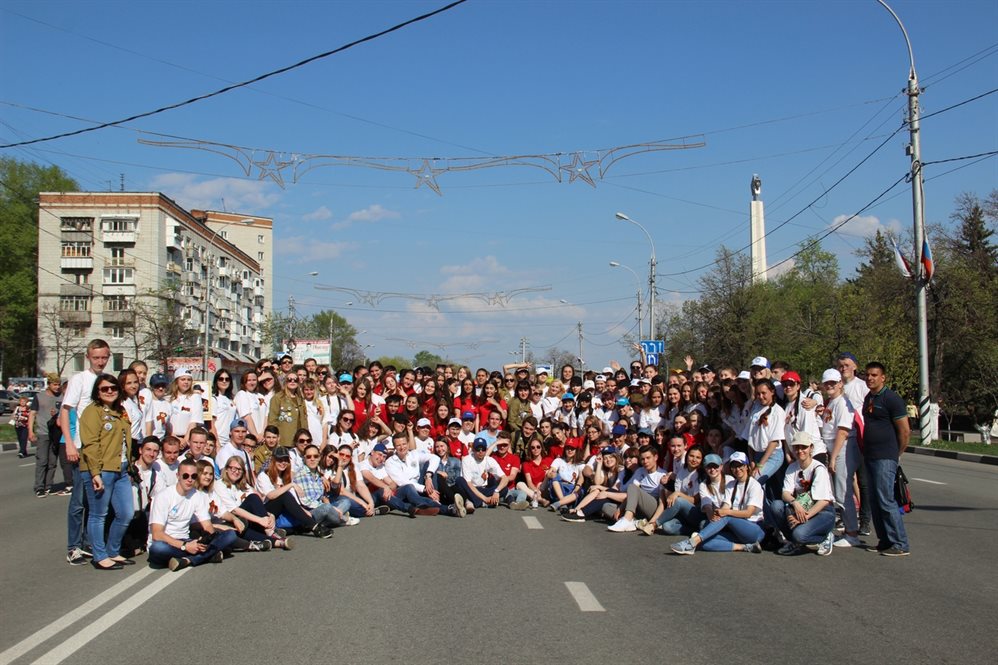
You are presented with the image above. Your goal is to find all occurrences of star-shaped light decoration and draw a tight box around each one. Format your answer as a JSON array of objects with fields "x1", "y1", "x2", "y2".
[
  {"x1": 410, "y1": 159, "x2": 445, "y2": 195},
  {"x1": 250, "y1": 151, "x2": 298, "y2": 187},
  {"x1": 560, "y1": 152, "x2": 598, "y2": 188}
]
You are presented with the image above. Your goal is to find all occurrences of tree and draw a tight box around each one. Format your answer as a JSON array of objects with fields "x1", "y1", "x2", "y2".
[
  {"x1": 375, "y1": 355, "x2": 409, "y2": 371},
  {"x1": 131, "y1": 281, "x2": 200, "y2": 369},
  {"x1": 413, "y1": 349, "x2": 447, "y2": 369},
  {"x1": 527, "y1": 348, "x2": 577, "y2": 376},
  {"x1": 36, "y1": 304, "x2": 90, "y2": 375},
  {"x1": 0, "y1": 157, "x2": 78, "y2": 377}
]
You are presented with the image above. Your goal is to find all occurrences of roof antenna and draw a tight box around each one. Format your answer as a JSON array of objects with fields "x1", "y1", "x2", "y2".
[{"x1": 220, "y1": 197, "x2": 227, "y2": 212}]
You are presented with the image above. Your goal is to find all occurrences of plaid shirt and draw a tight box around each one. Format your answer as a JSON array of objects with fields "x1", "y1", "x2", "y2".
[{"x1": 292, "y1": 467, "x2": 325, "y2": 509}]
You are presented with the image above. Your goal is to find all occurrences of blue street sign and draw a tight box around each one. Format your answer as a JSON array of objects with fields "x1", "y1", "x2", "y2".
[
  {"x1": 640, "y1": 340, "x2": 664, "y2": 355},
  {"x1": 646, "y1": 353, "x2": 660, "y2": 366}
]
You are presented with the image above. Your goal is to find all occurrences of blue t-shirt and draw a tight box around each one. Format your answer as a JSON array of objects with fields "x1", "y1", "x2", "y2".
[{"x1": 862, "y1": 387, "x2": 907, "y2": 461}]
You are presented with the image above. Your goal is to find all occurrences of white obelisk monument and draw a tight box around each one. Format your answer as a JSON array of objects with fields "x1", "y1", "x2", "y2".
[{"x1": 749, "y1": 174, "x2": 768, "y2": 284}]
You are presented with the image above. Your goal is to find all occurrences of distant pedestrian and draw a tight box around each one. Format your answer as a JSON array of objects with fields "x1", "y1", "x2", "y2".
[
  {"x1": 31, "y1": 373, "x2": 63, "y2": 496},
  {"x1": 12, "y1": 395, "x2": 31, "y2": 457}
]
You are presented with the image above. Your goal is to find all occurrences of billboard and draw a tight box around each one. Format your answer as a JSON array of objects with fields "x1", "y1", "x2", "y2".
[{"x1": 281, "y1": 339, "x2": 331, "y2": 365}]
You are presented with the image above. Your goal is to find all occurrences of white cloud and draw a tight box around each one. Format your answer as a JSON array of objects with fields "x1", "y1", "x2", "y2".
[
  {"x1": 148, "y1": 173, "x2": 280, "y2": 212},
  {"x1": 276, "y1": 236, "x2": 355, "y2": 263},
  {"x1": 303, "y1": 205, "x2": 333, "y2": 222},
  {"x1": 766, "y1": 259, "x2": 796, "y2": 279},
  {"x1": 830, "y1": 214, "x2": 901, "y2": 238},
  {"x1": 332, "y1": 204, "x2": 401, "y2": 230},
  {"x1": 438, "y1": 255, "x2": 511, "y2": 292}
]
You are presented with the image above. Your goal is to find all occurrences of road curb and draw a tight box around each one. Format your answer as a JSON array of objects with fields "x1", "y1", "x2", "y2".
[{"x1": 908, "y1": 444, "x2": 998, "y2": 466}]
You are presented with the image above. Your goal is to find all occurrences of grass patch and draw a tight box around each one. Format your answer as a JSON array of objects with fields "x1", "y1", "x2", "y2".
[
  {"x1": 0, "y1": 423, "x2": 14, "y2": 441},
  {"x1": 910, "y1": 437, "x2": 996, "y2": 456}
]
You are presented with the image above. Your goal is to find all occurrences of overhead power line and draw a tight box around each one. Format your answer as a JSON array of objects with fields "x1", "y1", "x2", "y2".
[{"x1": 0, "y1": 0, "x2": 470, "y2": 149}]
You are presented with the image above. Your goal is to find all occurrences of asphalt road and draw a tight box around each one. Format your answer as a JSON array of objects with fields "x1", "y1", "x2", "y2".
[{"x1": 1, "y1": 452, "x2": 996, "y2": 665}]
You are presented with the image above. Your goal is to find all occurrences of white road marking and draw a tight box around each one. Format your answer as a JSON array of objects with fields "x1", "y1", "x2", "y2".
[
  {"x1": 522, "y1": 516, "x2": 543, "y2": 530},
  {"x1": 30, "y1": 568, "x2": 189, "y2": 665},
  {"x1": 565, "y1": 581, "x2": 605, "y2": 612},
  {"x1": 911, "y1": 477, "x2": 946, "y2": 485},
  {"x1": 0, "y1": 567, "x2": 156, "y2": 665},
  {"x1": 18, "y1": 463, "x2": 34, "y2": 467}
]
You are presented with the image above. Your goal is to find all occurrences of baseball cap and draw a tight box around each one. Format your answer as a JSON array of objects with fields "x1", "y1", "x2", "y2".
[
  {"x1": 729, "y1": 451, "x2": 749, "y2": 466},
  {"x1": 272, "y1": 446, "x2": 291, "y2": 460},
  {"x1": 174, "y1": 368, "x2": 192, "y2": 379},
  {"x1": 836, "y1": 352, "x2": 858, "y2": 364},
  {"x1": 461, "y1": 411, "x2": 475, "y2": 421},
  {"x1": 372, "y1": 443, "x2": 389, "y2": 455},
  {"x1": 630, "y1": 379, "x2": 641, "y2": 387},
  {"x1": 535, "y1": 367, "x2": 549, "y2": 375},
  {"x1": 611, "y1": 424, "x2": 628, "y2": 436},
  {"x1": 448, "y1": 418, "x2": 462, "y2": 427},
  {"x1": 561, "y1": 392, "x2": 575, "y2": 402},
  {"x1": 582, "y1": 380, "x2": 595, "y2": 390},
  {"x1": 790, "y1": 431, "x2": 813, "y2": 448},
  {"x1": 615, "y1": 397, "x2": 630, "y2": 407},
  {"x1": 736, "y1": 370, "x2": 752, "y2": 380},
  {"x1": 601, "y1": 367, "x2": 613, "y2": 374},
  {"x1": 150, "y1": 373, "x2": 169, "y2": 387},
  {"x1": 703, "y1": 454, "x2": 723, "y2": 467},
  {"x1": 601, "y1": 446, "x2": 620, "y2": 456},
  {"x1": 750, "y1": 356, "x2": 770, "y2": 369},
  {"x1": 821, "y1": 368, "x2": 843, "y2": 384},
  {"x1": 416, "y1": 417, "x2": 431, "y2": 428},
  {"x1": 782, "y1": 371, "x2": 801, "y2": 384},
  {"x1": 565, "y1": 438, "x2": 583, "y2": 449},
  {"x1": 472, "y1": 437, "x2": 488, "y2": 450},
  {"x1": 698, "y1": 364, "x2": 715, "y2": 374},
  {"x1": 338, "y1": 373, "x2": 353, "y2": 383},
  {"x1": 229, "y1": 417, "x2": 248, "y2": 431},
  {"x1": 637, "y1": 428, "x2": 653, "y2": 438},
  {"x1": 595, "y1": 374, "x2": 606, "y2": 381}
]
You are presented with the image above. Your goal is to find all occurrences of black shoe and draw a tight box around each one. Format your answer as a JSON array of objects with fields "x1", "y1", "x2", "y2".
[
  {"x1": 865, "y1": 542, "x2": 891, "y2": 553},
  {"x1": 880, "y1": 546, "x2": 910, "y2": 557},
  {"x1": 111, "y1": 557, "x2": 136, "y2": 566},
  {"x1": 248, "y1": 540, "x2": 272, "y2": 552},
  {"x1": 35, "y1": 489, "x2": 47, "y2": 498},
  {"x1": 560, "y1": 511, "x2": 586, "y2": 523},
  {"x1": 375, "y1": 505, "x2": 390, "y2": 515},
  {"x1": 311, "y1": 524, "x2": 333, "y2": 539},
  {"x1": 273, "y1": 528, "x2": 287, "y2": 539},
  {"x1": 91, "y1": 559, "x2": 124, "y2": 571},
  {"x1": 408, "y1": 507, "x2": 418, "y2": 518},
  {"x1": 209, "y1": 551, "x2": 224, "y2": 564},
  {"x1": 168, "y1": 557, "x2": 191, "y2": 571},
  {"x1": 17, "y1": 452, "x2": 27, "y2": 458},
  {"x1": 858, "y1": 523, "x2": 872, "y2": 536}
]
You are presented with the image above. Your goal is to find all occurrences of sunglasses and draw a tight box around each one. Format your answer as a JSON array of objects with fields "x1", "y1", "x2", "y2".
[
  {"x1": 297, "y1": 438, "x2": 313, "y2": 444},
  {"x1": 217, "y1": 377, "x2": 231, "y2": 382},
  {"x1": 340, "y1": 417, "x2": 354, "y2": 423},
  {"x1": 304, "y1": 454, "x2": 320, "y2": 460},
  {"x1": 99, "y1": 385, "x2": 118, "y2": 393},
  {"x1": 226, "y1": 466, "x2": 243, "y2": 473},
  {"x1": 180, "y1": 472, "x2": 198, "y2": 480},
  {"x1": 705, "y1": 464, "x2": 721, "y2": 470},
  {"x1": 261, "y1": 377, "x2": 274, "y2": 382}
]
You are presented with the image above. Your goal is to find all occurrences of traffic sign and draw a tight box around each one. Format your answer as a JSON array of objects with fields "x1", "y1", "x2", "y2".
[
  {"x1": 646, "y1": 353, "x2": 660, "y2": 366},
  {"x1": 640, "y1": 340, "x2": 664, "y2": 355}
]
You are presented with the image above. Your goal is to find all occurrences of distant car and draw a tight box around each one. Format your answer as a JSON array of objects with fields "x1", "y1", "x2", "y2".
[{"x1": 0, "y1": 390, "x2": 20, "y2": 415}]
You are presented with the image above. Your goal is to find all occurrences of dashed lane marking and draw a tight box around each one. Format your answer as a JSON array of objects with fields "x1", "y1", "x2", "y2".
[{"x1": 564, "y1": 581, "x2": 605, "y2": 612}]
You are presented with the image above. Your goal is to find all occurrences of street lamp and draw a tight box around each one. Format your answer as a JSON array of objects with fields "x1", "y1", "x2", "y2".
[
  {"x1": 614, "y1": 212, "x2": 657, "y2": 341},
  {"x1": 609, "y1": 261, "x2": 643, "y2": 341},
  {"x1": 878, "y1": 0, "x2": 931, "y2": 443},
  {"x1": 202, "y1": 219, "x2": 253, "y2": 380}
]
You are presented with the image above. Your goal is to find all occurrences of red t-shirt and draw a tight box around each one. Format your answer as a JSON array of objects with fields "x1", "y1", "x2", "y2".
[
  {"x1": 453, "y1": 397, "x2": 475, "y2": 419},
  {"x1": 448, "y1": 437, "x2": 468, "y2": 459},
  {"x1": 548, "y1": 444, "x2": 564, "y2": 459},
  {"x1": 522, "y1": 457, "x2": 552, "y2": 486},
  {"x1": 476, "y1": 399, "x2": 507, "y2": 429},
  {"x1": 491, "y1": 451, "x2": 521, "y2": 480}
]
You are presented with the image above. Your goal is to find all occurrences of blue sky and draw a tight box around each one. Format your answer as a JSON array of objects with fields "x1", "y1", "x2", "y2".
[{"x1": 3, "y1": 0, "x2": 996, "y2": 370}]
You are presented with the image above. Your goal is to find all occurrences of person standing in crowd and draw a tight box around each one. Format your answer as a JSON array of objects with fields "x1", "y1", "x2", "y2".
[
  {"x1": 30, "y1": 373, "x2": 63, "y2": 497},
  {"x1": 79, "y1": 373, "x2": 135, "y2": 570},
  {"x1": 61, "y1": 339, "x2": 111, "y2": 566},
  {"x1": 144, "y1": 373, "x2": 171, "y2": 440},
  {"x1": 861, "y1": 362, "x2": 911, "y2": 557},
  {"x1": 269, "y1": 373, "x2": 307, "y2": 445},
  {"x1": 167, "y1": 369, "x2": 203, "y2": 449},
  {"x1": 820, "y1": 369, "x2": 861, "y2": 549},
  {"x1": 13, "y1": 395, "x2": 31, "y2": 458},
  {"x1": 837, "y1": 352, "x2": 872, "y2": 536},
  {"x1": 211, "y1": 369, "x2": 237, "y2": 450}
]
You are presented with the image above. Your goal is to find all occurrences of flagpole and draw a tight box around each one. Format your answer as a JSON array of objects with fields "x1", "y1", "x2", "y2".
[{"x1": 879, "y1": 0, "x2": 932, "y2": 445}]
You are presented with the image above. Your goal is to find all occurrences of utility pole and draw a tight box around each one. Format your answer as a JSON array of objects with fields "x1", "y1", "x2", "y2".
[
  {"x1": 577, "y1": 322, "x2": 584, "y2": 374},
  {"x1": 286, "y1": 295, "x2": 297, "y2": 353},
  {"x1": 519, "y1": 337, "x2": 527, "y2": 363}
]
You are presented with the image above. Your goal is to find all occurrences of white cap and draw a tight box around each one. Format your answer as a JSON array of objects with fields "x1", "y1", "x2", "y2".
[
  {"x1": 582, "y1": 380, "x2": 595, "y2": 390},
  {"x1": 595, "y1": 374, "x2": 606, "y2": 381},
  {"x1": 174, "y1": 368, "x2": 192, "y2": 379},
  {"x1": 602, "y1": 367, "x2": 613, "y2": 374},
  {"x1": 630, "y1": 379, "x2": 640, "y2": 387},
  {"x1": 535, "y1": 366, "x2": 549, "y2": 375},
  {"x1": 821, "y1": 368, "x2": 842, "y2": 384},
  {"x1": 736, "y1": 370, "x2": 751, "y2": 380},
  {"x1": 750, "y1": 356, "x2": 769, "y2": 368},
  {"x1": 416, "y1": 417, "x2": 431, "y2": 428},
  {"x1": 729, "y1": 451, "x2": 750, "y2": 465}
]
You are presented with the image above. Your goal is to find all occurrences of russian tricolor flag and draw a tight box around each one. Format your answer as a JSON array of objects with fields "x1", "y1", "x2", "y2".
[
  {"x1": 921, "y1": 235, "x2": 934, "y2": 282},
  {"x1": 891, "y1": 237, "x2": 912, "y2": 279}
]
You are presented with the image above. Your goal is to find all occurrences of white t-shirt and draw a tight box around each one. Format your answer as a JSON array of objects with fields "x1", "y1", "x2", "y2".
[
  {"x1": 842, "y1": 378, "x2": 870, "y2": 427},
  {"x1": 148, "y1": 486, "x2": 209, "y2": 546},
  {"x1": 62, "y1": 368, "x2": 98, "y2": 447},
  {"x1": 211, "y1": 482, "x2": 255, "y2": 515},
  {"x1": 234, "y1": 390, "x2": 267, "y2": 433},
  {"x1": 743, "y1": 402, "x2": 787, "y2": 453},
  {"x1": 304, "y1": 400, "x2": 325, "y2": 444},
  {"x1": 674, "y1": 465, "x2": 701, "y2": 498},
  {"x1": 638, "y1": 406, "x2": 664, "y2": 432},
  {"x1": 699, "y1": 477, "x2": 727, "y2": 510},
  {"x1": 413, "y1": 435, "x2": 434, "y2": 455},
  {"x1": 550, "y1": 458, "x2": 584, "y2": 484},
  {"x1": 123, "y1": 396, "x2": 144, "y2": 442},
  {"x1": 213, "y1": 394, "x2": 237, "y2": 446},
  {"x1": 150, "y1": 458, "x2": 179, "y2": 495},
  {"x1": 722, "y1": 477, "x2": 765, "y2": 522},
  {"x1": 820, "y1": 394, "x2": 855, "y2": 452},
  {"x1": 169, "y1": 393, "x2": 204, "y2": 438},
  {"x1": 783, "y1": 461, "x2": 834, "y2": 503},
  {"x1": 385, "y1": 450, "x2": 439, "y2": 492},
  {"x1": 784, "y1": 393, "x2": 826, "y2": 455},
  {"x1": 460, "y1": 454, "x2": 504, "y2": 488},
  {"x1": 137, "y1": 386, "x2": 154, "y2": 415},
  {"x1": 144, "y1": 397, "x2": 171, "y2": 439},
  {"x1": 359, "y1": 459, "x2": 389, "y2": 483},
  {"x1": 629, "y1": 466, "x2": 667, "y2": 497}
]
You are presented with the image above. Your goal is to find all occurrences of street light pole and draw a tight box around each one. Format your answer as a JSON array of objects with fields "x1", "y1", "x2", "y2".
[
  {"x1": 878, "y1": 0, "x2": 931, "y2": 444},
  {"x1": 615, "y1": 212, "x2": 657, "y2": 341},
  {"x1": 609, "y1": 261, "x2": 643, "y2": 341},
  {"x1": 201, "y1": 219, "x2": 252, "y2": 380}
]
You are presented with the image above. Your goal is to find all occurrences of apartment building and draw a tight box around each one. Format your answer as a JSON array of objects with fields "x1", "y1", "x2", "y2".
[{"x1": 37, "y1": 192, "x2": 274, "y2": 375}]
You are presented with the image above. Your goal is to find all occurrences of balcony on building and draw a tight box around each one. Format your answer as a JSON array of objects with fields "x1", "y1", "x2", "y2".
[
  {"x1": 100, "y1": 217, "x2": 138, "y2": 244},
  {"x1": 60, "y1": 310, "x2": 92, "y2": 326},
  {"x1": 102, "y1": 309, "x2": 134, "y2": 325},
  {"x1": 60, "y1": 256, "x2": 93, "y2": 270},
  {"x1": 59, "y1": 283, "x2": 94, "y2": 297}
]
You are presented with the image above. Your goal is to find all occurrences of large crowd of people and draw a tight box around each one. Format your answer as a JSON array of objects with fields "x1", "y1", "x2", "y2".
[{"x1": 26, "y1": 337, "x2": 912, "y2": 572}]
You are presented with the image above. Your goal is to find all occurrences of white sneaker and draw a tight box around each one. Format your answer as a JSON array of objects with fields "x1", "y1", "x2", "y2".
[
  {"x1": 834, "y1": 534, "x2": 862, "y2": 548},
  {"x1": 530, "y1": 499, "x2": 539, "y2": 509},
  {"x1": 817, "y1": 533, "x2": 834, "y2": 556},
  {"x1": 607, "y1": 518, "x2": 636, "y2": 533},
  {"x1": 346, "y1": 517, "x2": 360, "y2": 526}
]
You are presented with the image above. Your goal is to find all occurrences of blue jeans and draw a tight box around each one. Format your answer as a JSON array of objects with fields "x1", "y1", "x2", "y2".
[
  {"x1": 311, "y1": 502, "x2": 347, "y2": 527},
  {"x1": 696, "y1": 515, "x2": 765, "y2": 552},
  {"x1": 67, "y1": 462, "x2": 90, "y2": 552},
  {"x1": 456, "y1": 477, "x2": 499, "y2": 508},
  {"x1": 372, "y1": 485, "x2": 440, "y2": 512},
  {"x1": 80, "y1": 462, "x2": 133, "y2": 561},
  {"x1": 341, "y1": 496, "x2": 370, "y2": 518},
  {"x1": 545, "y1": 480, "x2": 579, "y2": 507},
  {"x1": 655, "y1": 497, "x2": 704, "y2": 535},
  {"x1": 866, "y1": 458, "x2": 909, "y2": 551},
  {"x1": 148, "y1": 530, "x2": 239, "y2": 567},
  {"x1": 768, "y1": 500, "x2": 835, "y2": 545},
  {"x1": 753, "y1": 448, "x2": 785, "y2": 485}
]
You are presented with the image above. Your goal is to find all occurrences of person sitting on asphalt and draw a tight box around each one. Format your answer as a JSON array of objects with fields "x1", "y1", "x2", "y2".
[
  {"x1": 607, "y1": 444, "x2": 667, "y2": 532},
  {"x1": 253, "y1": 446, "x2": 331, "y2": 538},
  {"x1": 669, "y1": 451, "x2": 764, "y2": 555},
  {"x1": 490, "y1": 432, "x2": 530, "y2": 510},
  {"x1": 292, "y1": 443, "x2": 350, "y2": 529},
  {"x1": 544, "y1": 439, "x2": 586, "y2": 512},
  {"x1": 560, "y1": 446, "x2": 626, "y2": 523},
  {"x1": 383, "y1": 432, "x2": 457, "y2": 517},
  {"x1": 455, "y1": 436, "x2": 513, "y2": 515},
  {"x1": 518, "y1": 437, "x2": 552, "y2": 508},
  {"x1": 211, "y1": 455, "x2": 292, "y2": 551},
  {"x1": 332, "y1": 444, "x2": 384, "y2": 518},
  {"x1": 148, "y1": 458, "x2": 239, "y2": 571},
  {"x1": 641, "y1": 444, "x2": 707, "y2": 536},
  {"x1": 767, "y1": 431, "x2": 836, "y2": 556}
]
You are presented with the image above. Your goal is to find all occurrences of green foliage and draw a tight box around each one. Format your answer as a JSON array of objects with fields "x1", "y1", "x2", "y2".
[
  {"x1": 266, "y1": 309, "x2": 365, "y2": 370},
  {"x1": 374, "y1": 355, "x2": 410, "y2": 371},
  {"x1": 0, "y1": 157, "x2": 78, "y2": 376},
  {"x1": 413, "y1": 349, "x2": 447, "y2": 369}
]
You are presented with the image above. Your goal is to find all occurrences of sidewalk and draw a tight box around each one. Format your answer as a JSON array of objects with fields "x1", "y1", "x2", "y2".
[{"x1": 907, "y1": 444, "x2": 998, "y2": 466}]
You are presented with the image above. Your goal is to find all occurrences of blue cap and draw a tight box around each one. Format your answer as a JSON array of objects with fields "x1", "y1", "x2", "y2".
[
  {"x1": 612, "y1": 424, "x2": 628, "y2": 436},
  {"x1": 704, "y1": 454, "x2": 723, "y2": 467},
  {"x1": 615, "y1": 397, "x2": 630, "y2": 407},
  {"x1": 561, "y1": 392, "x2": 575, "y2": 401},
  {"x1": 372, "y1": 443, "x2": 389, "y2": 454},
  {"x1": 229, "y1": 417, "x2": 248, "y2": 431},
  {"x1": 149, "y1": 373, "x2": 169, "y2": 387},
  {"x1": 602, "y1": 446, "x2": 619, "y2": 456},
  {"x1": 637, "y1": 428, "x2": 653, "y2": 437},
  {"x1": 461, "y1": 411, "x2": 475, "y2": 421},
  {"x1": 338, "y1": 373, "x2": 353, "y2": 383},
  {"x1": 836, "y1": 352, "x2": 858, "y2": 364},
  {"x1": 472, "y1": 437, "x2": 488, "y2": 450}
]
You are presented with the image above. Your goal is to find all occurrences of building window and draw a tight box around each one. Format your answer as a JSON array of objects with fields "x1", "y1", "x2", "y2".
[
  {"x1": 257, "y1": 234, "x2": 265, "y2": 244},
  {"x1": 104, "y1": 296, "x2": 130, "y2": 311},
  {"x1": 60, "y1": 217, "x2": 94, "y2": 231},
  {"x1": 60, "y1": 296, "x2": 91, "y2": 312},
  {"x1": 105, "y1": 326, "x2": 125, "y2": 339},
  {"x1": 103, "y1": 267, "x2": 134, "y2": 284},
  {"x1": 61, "y1": 241, "x2": 92, "y2": 257},
  {"x1": 220, "y1": 230, "x2": 228, "y2": 240},
  {"x1": 257, "y1": 252, "x2": 264, "y2": 261},
  {"x1": 74, "y1": 272, "x2": 90, "y2": 285},
  {"x1": 100, "y1": 218, "x2": 136, "y2": 232},
  {"x1": 108, "y1": 247, "x2": 128, "y2": 265}
]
